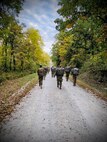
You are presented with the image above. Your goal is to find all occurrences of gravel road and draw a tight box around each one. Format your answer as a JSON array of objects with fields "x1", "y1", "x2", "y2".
[{"x1": 0, "y1": 73, "x2": 107, "y2": 142}]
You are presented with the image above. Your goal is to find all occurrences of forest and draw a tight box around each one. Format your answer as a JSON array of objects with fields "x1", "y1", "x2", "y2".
[
  {"x1": 0, "y1": 0, "x2": 107, "y2": 123},
  {"x1": 0, "y1": 0, "x2": 51, "y2": 121},
  {"x1": 51, "y1": 0, "x2": 107, "y2": 94},
  {"x1": 0, "y1": 0, "x2": 50, "y2": 82},
  {"x1": 0, "y1": 0, "x2": 107, "y2": 95}
]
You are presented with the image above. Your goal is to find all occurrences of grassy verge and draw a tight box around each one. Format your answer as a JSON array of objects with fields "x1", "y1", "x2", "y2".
[
  {"x1": 70, "y1": 73, "x2": 107, "y2": 101},
  {"x1": 0, "y1": 71, "x2": 34, "y2": 83},
  {"x1": 0, "y1": 73, "x2": 38, "y2": 122}
]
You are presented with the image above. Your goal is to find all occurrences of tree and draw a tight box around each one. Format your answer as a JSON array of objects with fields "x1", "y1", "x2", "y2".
[
  {"x1": 0, "y1": 0, "x2": 24, "y2": 16},
  {"x1": 52, "y1": 0, "x2": 107, "y2": 82},
  {"x1": 56, "y1": 0, "x2": 107, "y2": 29},
  {"x1": 0, "y1": 0, "x2": 24, "y2": 38},
  {"x1": 0, "y1": 0, "x2": 24, "y2": 71},
  {"x1": 52, "y1": 31, "x2": 73, "y2": 66}
]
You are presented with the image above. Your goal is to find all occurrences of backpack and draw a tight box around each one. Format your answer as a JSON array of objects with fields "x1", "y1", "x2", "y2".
[
  {"x1": 65, "y1": 67, "x2": 71, "y2": 73},
  {"x1": 38, "y1": 68, "x2": 44, "y2": 76},
  {"x1": 56, "y1": 68, "x2": 64, "y2": 76},
  {"x1": 72, "y1": 68, "x2": 79, "y2": 75},
  {"x1": 52, "y1": 67, "x2": 56, "y2": 72}
]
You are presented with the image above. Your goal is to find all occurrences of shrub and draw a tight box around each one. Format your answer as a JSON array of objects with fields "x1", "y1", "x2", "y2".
[{"x1": 81, "y1": 51, "x2": 107, "y2": 82}]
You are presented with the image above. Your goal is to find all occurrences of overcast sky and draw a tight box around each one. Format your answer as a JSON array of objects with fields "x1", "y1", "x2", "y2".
[{"x1": 18, "y1": 0, "x2": 60, "y2": 54}]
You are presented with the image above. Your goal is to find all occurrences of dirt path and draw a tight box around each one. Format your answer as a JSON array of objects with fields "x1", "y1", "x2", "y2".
[{"x1": 0, "y1": 73, "x2": 107, "y2": 142}]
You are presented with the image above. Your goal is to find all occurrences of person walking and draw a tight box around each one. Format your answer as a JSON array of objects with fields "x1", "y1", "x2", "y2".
[
  {"x1": 71, "y1": 66, "x2": 79, "y2": 86},
  {"x1": 65, "y1": 65, "x2": 71, "y2": 81},
  {"x1": 43, "y1": 66, "x2": 48, "y2": 80},
  {"x1": 37, "y1": 65, "x2": 44, "y2": 89},
  {"x1": 51, "y1": 66, "x2": 56, "y2": 77},
  {"x1": 55, "y1": 65, "x2": 64, "y2": 89}
]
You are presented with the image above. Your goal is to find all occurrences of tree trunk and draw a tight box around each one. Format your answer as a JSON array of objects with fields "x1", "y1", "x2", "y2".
[
  {"x1": 21, "y1": 59, "x2": 24, "y2": 71},
  {"x1": 13, "y1": 53, "x2": 16, "y2": 71},
  {"x1": 9, "y1": 51, "x2": 12, "y2": 71},
  {"x1": 4, "y1": 43, "x2": 8, "y2": 71},
  {"x1": 9, "y1": 43, "x2": 14, "y2": 71}
]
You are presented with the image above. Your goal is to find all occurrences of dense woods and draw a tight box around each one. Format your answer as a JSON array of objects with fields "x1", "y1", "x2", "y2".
[
  {"x1": 52, "y1": 0, "x2": 107, "y2": 83},
  {"x1": 0, "y1": 0, "x2": 107, "y2": 87},
  {"x1": 0, "y1": 0, "x2": 50, "y2": 82}
]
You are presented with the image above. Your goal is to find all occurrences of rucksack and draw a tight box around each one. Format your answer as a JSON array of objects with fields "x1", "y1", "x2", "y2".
[
  {"x1": 56, "y1": 68, "x2": 64, "y2": 76},
  {"x1": 52, "y1": 67, "x2": 56, "y2": 72},
  {"x1": 72, "y1": 68, "x2": 79, "y2": 75},
  {"x1": 38, "y1": 68, "x2": 44, "y2": 76},
  {"x1": 65, "y1": 67, "x2": 71, "y2": 73}
]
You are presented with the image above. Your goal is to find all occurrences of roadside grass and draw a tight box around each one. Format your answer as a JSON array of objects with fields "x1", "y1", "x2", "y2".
[
  {"x1": 0, "y1": 73, "x2": 38, "y2": 122},
  {"x1": 0, "y1": 71, "x2": 32, "y2": 83},
  {"x1": 70, "y1": 73, "x2": 107, "y2": 101}
]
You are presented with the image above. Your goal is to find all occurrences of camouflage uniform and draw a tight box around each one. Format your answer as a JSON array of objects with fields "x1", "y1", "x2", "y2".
[
  {"x1": 37, "y1": 67, "x2": 44, "y2": 89},
  {"x1": 55, "y1": 67, "x2": 64, "y2": 89},
  {"x1": 51, "y1": 66, "x2": 56, "y2": 77},
  {"x1": 71, "y1": 67, "x2": 79, "y2": 86},
  {"x1": 65, "y1": 66, "x2": 71, "y2": 81}
]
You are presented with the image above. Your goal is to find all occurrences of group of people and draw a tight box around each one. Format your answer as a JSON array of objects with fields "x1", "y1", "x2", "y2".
[
  {"x1": 51, "y1": 65, "x2": 79, "y2": 89},
  {"x1": 37, "y1": 64, "x2": 79, "y2": 89}
]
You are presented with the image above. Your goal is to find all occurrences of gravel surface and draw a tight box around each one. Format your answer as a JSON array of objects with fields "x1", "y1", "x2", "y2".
[{"x1": 0, "y1": 73, "x2": 107, "y2": 142}]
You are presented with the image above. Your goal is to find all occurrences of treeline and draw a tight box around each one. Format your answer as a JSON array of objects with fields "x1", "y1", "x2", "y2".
[
  {"x1": 0, "y1": 0, "x2": 50, "y2": 73},
  {"x1": 51, "y1": 0, "x2": 107, "y2": 83}
]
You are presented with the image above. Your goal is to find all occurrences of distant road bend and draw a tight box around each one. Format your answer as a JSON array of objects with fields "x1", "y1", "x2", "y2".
[{"x1": 0, "y1": 73, "x2": 107, "y2": 142}]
